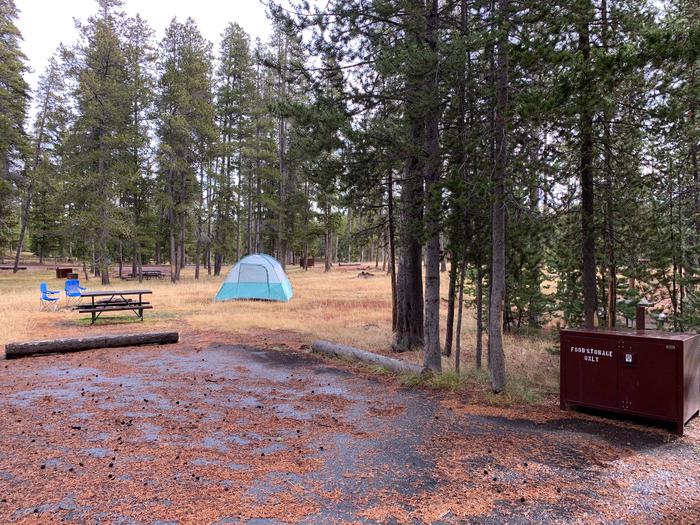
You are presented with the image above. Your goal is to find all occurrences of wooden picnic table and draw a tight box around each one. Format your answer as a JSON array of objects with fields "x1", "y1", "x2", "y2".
[
  {"x1": 122, "y1": 269, "x2": 166, "y2": 280},
  {"x1": 131, "y1": 270, "x2": 163, "y2": 279},
  {"x1": 77, "y1": 289, "x2": 153, "y2": 324}
]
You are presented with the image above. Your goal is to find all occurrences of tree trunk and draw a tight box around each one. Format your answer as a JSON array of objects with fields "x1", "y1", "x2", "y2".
[
  {"x1": 312, "y1": 341, "x2": 422, "y2": 375},
  {"x1": 579, "y1": 2, "x2": 597, "y2": 328},
  {"x1": 169, "y1": 198, "x2": 177, "y2": 283},
  {"x1": 347, "y1": 207, "x2": 353, "y2": 261},
  {"x1": 420, "y1": 0, "x2": 442, "y2": 373},
  {"x1": 393, "y1": 120, "x2": 424, "y2": 352},
  {"x1": 475, "y1": 261, "x2": 484, "y2": 369},
  {"x1": 98, "y1": 134, "x2": 110, "y2": 286},
  {"x1": 6, "y1": 332, "x2": 179, "y2": 359},
  {"x1": 325, "y1": 204, "x2": 332, "y2": 272},
  {"x1": 455, "y1": 260, "x2": 467, "y2": 375},
  {"x1": 13, "y1": 179, "x2": 32, "y2": 273},
  {"x1": 388, "y1": 171, "x2": 398, "y2": 331},
  {"x1": 443, "y1": 254, "x2": 457, "y2": 357},
  {"x1": 439, "y1": 233, "x2": 447, "y2": 272},
  {"x1": 488, "y1": 0, "x2": 509, "y2": 393},
  {"x1": 601, "y1": 0, "x2": 616, "y2": 329},
  {"x1": 178, "y1": 211, "x2": 186, "y2": 279},
  {"x1": 195, "y1": 160, "x2": 205, "y2": 280},
  {"x1": 118, "y1": 240, "x2": 123, "y2": 279},
  {"x1": 214, "y1": 252, "x2": 223, "y2": 276}
]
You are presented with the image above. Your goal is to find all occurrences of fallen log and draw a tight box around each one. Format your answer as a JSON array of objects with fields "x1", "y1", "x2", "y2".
[
  {"x1": 312, "y1": 340, "x2": 422, "y2": 375},
  {"x1": 5, "y1": 331, "x2": 179, "y2": 359}
]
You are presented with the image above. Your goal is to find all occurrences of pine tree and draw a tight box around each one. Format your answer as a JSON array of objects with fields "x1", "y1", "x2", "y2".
[
  {"x1": 61, "y1": 0, "x2": 132, "y2": 284},
  {"x1": 0, "y1": 0, "x2": 29, "y2": 257},
  {"x1": 14, "y1": 56, "x2": 66, "y2": 271},
  {"x1": 121, "y1": 14, "x2": 156, "y2": 280},
  {"x1": 213, "y1": 22, "x2": 254, "y2": 273},
  {"x1": 156, "y1": 17, "x2": 216, "y2": 282}
]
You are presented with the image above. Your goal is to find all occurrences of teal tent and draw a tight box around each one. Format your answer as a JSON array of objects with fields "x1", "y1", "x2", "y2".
[{"x1": 215, "y1": 254, "x2": 293, "y2": 302}]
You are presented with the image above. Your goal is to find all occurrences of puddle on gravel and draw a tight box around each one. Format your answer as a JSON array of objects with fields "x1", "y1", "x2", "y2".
[{"x1": 83, "y1": 447, "x2": 111, "y2": 458}]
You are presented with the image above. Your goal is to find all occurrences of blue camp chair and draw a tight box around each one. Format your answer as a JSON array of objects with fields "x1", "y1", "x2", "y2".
[
  {"x1": 40, "y1": 282, "x2": 60, "y2": 311},
  {"x1": 64, "y1": 279, "x2": 86, "y2": 306}
]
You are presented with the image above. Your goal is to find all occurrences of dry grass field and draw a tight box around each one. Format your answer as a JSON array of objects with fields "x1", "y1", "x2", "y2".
[{"x1": 0, "y1": 263, "x2": 559, "y2": 400}]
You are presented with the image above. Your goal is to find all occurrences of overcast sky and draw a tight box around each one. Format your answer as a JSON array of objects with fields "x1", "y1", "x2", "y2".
[{"x1": 16, "y1": 0, "x2": 274, "y2": 98}]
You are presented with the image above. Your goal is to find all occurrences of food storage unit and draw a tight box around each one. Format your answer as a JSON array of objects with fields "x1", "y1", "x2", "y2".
[{"x1": 560, "y1": 327, "x2": 700, "y2": 434}]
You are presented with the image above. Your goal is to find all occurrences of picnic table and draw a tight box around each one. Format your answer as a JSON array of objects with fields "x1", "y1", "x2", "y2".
[
  {"x1": 124, "y1": 269, "x2": 166, "y2": 280},
  {"x1": 134, "y1": 270, "x2": 163, "y2": 279},
  {"x1": 76, "y1": 289, "x2": 153, "y2": 325}
]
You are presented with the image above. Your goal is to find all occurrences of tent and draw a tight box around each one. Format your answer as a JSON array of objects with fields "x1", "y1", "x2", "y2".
[{"x1": 214, "y1": 254, "x2": 293, "y2": 302}]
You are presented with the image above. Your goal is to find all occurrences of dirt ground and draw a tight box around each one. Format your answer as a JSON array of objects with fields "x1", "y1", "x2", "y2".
[
  {"x1": 0, "y1": 264, "x2": 559, "y2": 401},
  {"x1": 1, "y1": 333, "x2": 698, "y2": 525}
]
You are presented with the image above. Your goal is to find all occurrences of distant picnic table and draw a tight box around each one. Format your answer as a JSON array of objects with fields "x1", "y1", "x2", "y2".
[
  {"x1": 138, "y1": 270, "x2": 164, "y2": 279},
  {"x1": 76, "y1": 289, "x2": 153, "y2": 325},
  {"x1": 122, "y1": 269, "x2": 167, "y2": 280}
]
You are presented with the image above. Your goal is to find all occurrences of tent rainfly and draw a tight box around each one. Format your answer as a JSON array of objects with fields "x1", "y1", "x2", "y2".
[{"x1": 215, "y1": 254, "x2": 293, "y2": 302}]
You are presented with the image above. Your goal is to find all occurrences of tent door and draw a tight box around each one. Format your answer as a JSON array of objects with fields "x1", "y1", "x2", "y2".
[{"x1": 237, "y1": 263, "x2": 270, "y2": 298}]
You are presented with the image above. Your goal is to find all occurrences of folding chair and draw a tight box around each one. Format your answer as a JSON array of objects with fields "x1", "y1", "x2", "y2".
[
  {"x1": 40, "y1": 282, "x2": 60, "y2": 311},
  {"x1": 65, "y1": 279, "x2": 86, "y2": 306}
]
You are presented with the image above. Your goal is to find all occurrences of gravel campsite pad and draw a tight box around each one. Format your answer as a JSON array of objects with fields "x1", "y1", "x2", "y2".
[{"x1": 1, "y1": 333, "x2": 699, "y2": 524}]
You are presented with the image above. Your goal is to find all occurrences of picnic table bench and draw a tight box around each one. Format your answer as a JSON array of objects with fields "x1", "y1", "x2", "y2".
[
  {"x1": 75, "y1": 290, "x2": 153, "y2": 325},
  {"x1": 124, "y1": 270, "x2": 165, "y2": 280}
]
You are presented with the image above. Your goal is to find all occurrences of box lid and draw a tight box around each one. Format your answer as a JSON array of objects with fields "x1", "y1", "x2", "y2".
[{"x1": 560, "y1": 327, "x2": 698, "y2": 342}]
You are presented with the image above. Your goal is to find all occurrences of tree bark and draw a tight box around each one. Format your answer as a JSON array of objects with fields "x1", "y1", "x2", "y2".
[
  {"x1": 475, "y1": 261, "x2": 484, "y2": 368},
  {"x1": 388, "y1": 171, "x2": 398, "y2": 331},
  {"x1": 578, "y1": 1, "x2": 597, "y2": 328},
  {"x1": 455, "y1": 260, "x2": 467, "y2": 375},
  {"x1": 195, "y1": 159, "x2": 205, "y2": 280},
  {"x1": 98, "y1": 134, "x2": 110, "y2": 286},
  {"x1": 488, "y1": 0, "x2": 509, "y2": 393},
  {"x1": 13, "y1": 178, "x2": 32, "y2": 273},
  {"x1": 601, "y1": 0, "x2": 615, "y2": 328},
  {"x1": 393, "y1": 119, "x2": 424, "y2": 352},
  {"x1": 169, "y1": 172, "x2": 177, "y2": 283},
  {"x1": 312, "y1": 341, "x2": 422, "y2": 375},
  {"x1": 6, "y1": 332, "x2": 179, "y2": 359},
  {"x1": 443, "y1": 254, "x2": 457, "y2": 357},
  {"x1": 422, "y1": 0, "x2": 442, "y2": 374},
  {"x1": 325, "y1": 204, "x2": 332, "y2": 272}
]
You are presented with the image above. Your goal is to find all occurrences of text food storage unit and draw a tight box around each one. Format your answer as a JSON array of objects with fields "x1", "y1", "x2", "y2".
[{"x1": 560, "y1": 326, "x2": 700, "y2": 434}]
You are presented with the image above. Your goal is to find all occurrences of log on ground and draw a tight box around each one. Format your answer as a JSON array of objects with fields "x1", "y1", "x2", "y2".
[
  {"x1": 5, "y1": 331, "x2": 179, "y2": 359},
  {"x1": 312, "y1": 340, "x2": 422, "y2": 375}
]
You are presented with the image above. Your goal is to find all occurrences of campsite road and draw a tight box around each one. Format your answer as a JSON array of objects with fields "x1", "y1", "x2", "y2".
[{"x1": 0, "y1": 337, "x2": 699, "y2": 524}]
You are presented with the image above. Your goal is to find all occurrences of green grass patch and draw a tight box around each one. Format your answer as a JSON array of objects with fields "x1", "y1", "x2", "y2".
[
  {"x1": 402, "y1": 366, "x2": 542, "y2": 405},
  {"x1": 545, "y1": 345, "x2": 560, "y2": 355},
  {"x1": 401, "y1": 369, "x2": 471, "y2": 391},
  {"x1": 76, "y1": 315, "x2": 149, "y2": 326},
  {"x1": 486, "y1": 377, "x2": 542, "y2": 405}
]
